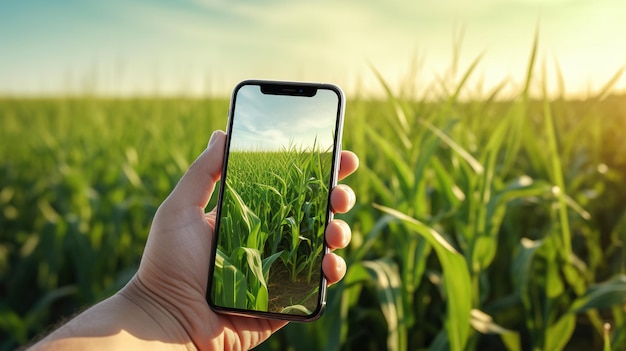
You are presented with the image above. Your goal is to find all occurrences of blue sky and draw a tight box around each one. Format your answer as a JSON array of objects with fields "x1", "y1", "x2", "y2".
[
  {"x1": 231, "y1": 84, "x2": 339, "y2": 151},
  {"x1": 1, "y1": 0, "x2": 625, "y2": 97}
]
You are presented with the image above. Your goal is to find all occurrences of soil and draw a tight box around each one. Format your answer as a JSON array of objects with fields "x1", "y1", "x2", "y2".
[{"x1": 267, "y1": 259, "x2": 322, "y2": 314}]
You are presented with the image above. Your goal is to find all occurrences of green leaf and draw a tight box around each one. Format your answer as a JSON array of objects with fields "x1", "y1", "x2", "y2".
[
  {"x1": 261, "y1": 250, "x2": 284, "y2": 280},
  {"x1": 570, "y1": 275, "x2": 626, "y2": 313},
  {"x1": 546, "y1": 257, "x2": 564, "y2": 299},
  {"x1": 255, "y1": 284, "x2": 269, "y2": 311},
  {"x1": 222, "y1": 260, "x2": 247, "y2": 309},
  {"x1": 239, "y1": 247, "x2": 266, "y2": 288},
  {"x1": 362, "y1": 258, "x2": 406, "y2": 351},
  {"x1": 470, "y1": 309, "x2": 521, "y2": 351},
  {"x1": 365, "y1": 127, "x2": 414, "y2": 196},
  {"x1": 374, "y1": 204, "x2": 471, "y2": 351},
  {"x1": 419, "y1": 118, "x2": 484, "y2": 175},
  {"x1": 280, "y1": 304, "x2": 312, "y2": 316},
  {"x1": 511, "y1": 238, "x2": 543, "y2": 336},
  {"x1": 545, "y1": 314, "x2": 576, "y2": 351},
  {"x1": 604, "y1": 322, "x2": 612, "y2": 351},
  {"x1": 0, "y1": 306, "x2": 27, "y2": 344}
]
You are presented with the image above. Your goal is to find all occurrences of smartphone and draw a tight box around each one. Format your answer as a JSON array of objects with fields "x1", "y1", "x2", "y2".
[{"x1": 207, "y1": 80, "x2": 345, "y2": 321}]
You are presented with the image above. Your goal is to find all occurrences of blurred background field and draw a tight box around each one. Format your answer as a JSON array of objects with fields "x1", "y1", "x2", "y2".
[
  {"x1": 2, "y1": 1, "x2": 626, "y2": 350},
  {"x1": 1, "y1": 51, "x2": 626, "y2": 350}
]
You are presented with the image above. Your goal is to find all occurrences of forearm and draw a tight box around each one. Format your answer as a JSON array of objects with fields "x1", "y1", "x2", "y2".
[{"x1": 30, "y1": 286, "x2": 196, "y2": 351}]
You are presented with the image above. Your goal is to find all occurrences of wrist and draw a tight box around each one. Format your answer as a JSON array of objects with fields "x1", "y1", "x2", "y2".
[
  {"x1": 30, "y1": 281, "x2": 197, "y2": 351},
  {"x1": 118, "y1": 277, "x2": 198, "y2": 351}
]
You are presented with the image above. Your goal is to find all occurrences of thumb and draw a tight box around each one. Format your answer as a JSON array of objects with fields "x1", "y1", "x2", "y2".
[{"x1": 167, "y1": 130, "x2": 226, "y2": 209}]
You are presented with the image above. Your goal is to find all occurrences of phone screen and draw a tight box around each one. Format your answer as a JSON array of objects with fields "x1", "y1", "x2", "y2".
[{"x1": 208, "y1": 80, "x2": 344, "y2": 320}]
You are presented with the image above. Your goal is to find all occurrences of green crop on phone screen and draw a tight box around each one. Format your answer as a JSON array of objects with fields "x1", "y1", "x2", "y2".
[{"x1": 214, "y1": 142, "x2": 332, "y2": 313}]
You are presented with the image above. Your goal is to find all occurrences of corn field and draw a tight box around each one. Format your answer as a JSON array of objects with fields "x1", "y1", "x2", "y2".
[{"x1": 1, "y1": 50, "x2": 626, "y2": 350}]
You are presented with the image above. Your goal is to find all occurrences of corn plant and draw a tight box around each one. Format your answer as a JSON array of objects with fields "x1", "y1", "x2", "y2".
[{"x1": 212, "y1": 144, "x2": 333, "y2": 313}]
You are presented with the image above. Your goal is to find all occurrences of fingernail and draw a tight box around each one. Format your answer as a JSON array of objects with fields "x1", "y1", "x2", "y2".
[
  {"x1": 347, "y1": 187, "x2": 356, "y2": 209},
  {"x1": 336, "y1": 256, "x2": 346, "y2": 276},
  {"x1": 341, "y1": 221, "x2": 352, "y2": 247}
]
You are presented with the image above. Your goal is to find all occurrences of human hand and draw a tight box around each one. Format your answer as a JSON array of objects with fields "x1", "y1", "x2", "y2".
[{"x1": 123, "y1": 130, "x2": 359, "y2": 350}]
